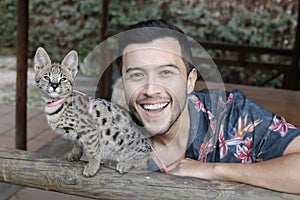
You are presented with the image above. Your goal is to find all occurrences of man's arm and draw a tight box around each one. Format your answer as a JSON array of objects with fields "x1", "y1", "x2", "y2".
[{"x1": 170, "y1": 136, "x2": 300, "y2": 194}]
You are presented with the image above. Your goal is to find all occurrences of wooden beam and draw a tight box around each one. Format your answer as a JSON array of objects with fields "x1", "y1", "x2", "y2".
[
  {"x1": 100, "y1": 0, "x2": 109, "y2": 42},
  {"x1": 96, "y1": 0, "x2": 112, "y2": 100},
  {"x1": 283, "y1": 0, "x2": 300, "y2": 89},
  {"x1": 0, "y1": 147, "x2": 299, "y2": 199},
  {"x1": 16, "y1": 0, "x2": 28, "y2": 150},
  {"x1": 193, "y1": 57, "x2": 292, "y2": 70},
  {"x1": 194, "y1": 40, "x2": 294, "y2": 56}
]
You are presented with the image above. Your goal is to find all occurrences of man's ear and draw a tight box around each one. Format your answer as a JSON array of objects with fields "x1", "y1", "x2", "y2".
[
  {"x1": 34, "y1": 47, "x2": 51, "y2": 72},
  {"x1": 187, "y1": 68, "x2": 198, "y2": 93},
  {"x1": 61, "y1": 50, "x2": 78, "y2": 78}
]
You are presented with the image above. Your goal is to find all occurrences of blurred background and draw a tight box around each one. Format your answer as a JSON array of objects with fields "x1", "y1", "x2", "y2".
[
  {"x1": 0, "y1": 1, "x2": 299, "y2": 198},
  {"x1": 0, "y1": 0, "x2": 298, "y2": 108}
]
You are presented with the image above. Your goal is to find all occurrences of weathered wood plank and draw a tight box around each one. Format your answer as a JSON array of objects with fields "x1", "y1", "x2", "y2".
[
  {"x1": 0, "y1": 136, "x2": 71, "y2": 200},
  {"x1": 0, "y1": 147, "x2": 299, "y2": 199}
]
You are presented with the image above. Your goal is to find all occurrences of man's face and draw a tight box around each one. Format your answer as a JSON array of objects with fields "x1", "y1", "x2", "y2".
[{"x1": 121, "y1": 37, "x2": 196, "y2": 136}]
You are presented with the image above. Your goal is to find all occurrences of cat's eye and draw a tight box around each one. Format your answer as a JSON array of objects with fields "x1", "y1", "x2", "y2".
[
  {"x1": 43, "y1": 76, "x2": 51, "y2": 82},
  {"x1": 60, "y1": 78, "x2": 67, "y2": 82}
]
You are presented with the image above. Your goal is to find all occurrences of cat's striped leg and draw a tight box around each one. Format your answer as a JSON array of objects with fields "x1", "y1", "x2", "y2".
[
  {"x1": 82, "y1": 130, "x2": 101, "y2": 177},
  {"x1": 67, "y1": 140, "x2": 83, "y2": 162}
]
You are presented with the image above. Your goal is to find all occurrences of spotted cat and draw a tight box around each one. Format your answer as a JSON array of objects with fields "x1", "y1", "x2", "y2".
[{"x1": 34, "y1": 47, "x2": 152, "y2": 177}]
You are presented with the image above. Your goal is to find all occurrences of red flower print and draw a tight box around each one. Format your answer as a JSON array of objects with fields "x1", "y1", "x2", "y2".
[
  {"x1": 218, "y1": 124, "x2": 229, "y2": 159},
  {"x1": 220, "y1": 93, "x2": 234, "y2": 107},
  {"x1": 198, "y1": 139, "x2": 214, "y2": 162},
  {"x1": 234, "y1": 137, "x2": 253, "y2": 163},
  {"x1": 244, "y1": 137, "x2": 253, "y2": 148},
  {"x1": 269, "y1": 116, "x2": 296, "y2": 137},
  {"x1": 210, "y1": 119, "x2": 217, "y2": 134},
  {"x1": 189, "y1": 94, "x2": 206, "y2": 112},
  {"x1": 207, "y1": 110, "x2": 214, "y2": 120},
  {"x1": 227, "y1": 93, "x2": 233, "y2": 103},
  {"x1": 206, "y1": 111, "x2": 216, "y2": 134}
]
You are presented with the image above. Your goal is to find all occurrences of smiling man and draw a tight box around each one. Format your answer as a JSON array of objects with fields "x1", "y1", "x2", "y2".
[{"x1": 118, "y1": 19, "x2": 300, "y2": 194}]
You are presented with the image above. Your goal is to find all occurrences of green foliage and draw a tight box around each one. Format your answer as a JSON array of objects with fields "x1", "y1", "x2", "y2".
[
  {"x1": 158, "y1": 1, "x2": 296, "y2": 48},
  {"x1": 27, "y1": 0, "x2": 101, "y2": 61},
  {"x1": 0, "y1": 0, "x2": 297, "y2": 87},
  {"x1": 1, "y1": 0, "x2": 296, "y2": 55},
  {"x1": 0, "y1": 0, "x2": 17, "y2": 53}
]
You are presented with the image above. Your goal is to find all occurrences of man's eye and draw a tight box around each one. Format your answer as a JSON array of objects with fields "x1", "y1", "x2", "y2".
[
  {"x1": 129, "y1": 73, "x2": 144, "y2": 80},
  {"x1": 43, "y1": 76, "x2": 51, "y2": 81},
  {"x1": 161, "y1": 70, "x2": 173, "y2": 76}
]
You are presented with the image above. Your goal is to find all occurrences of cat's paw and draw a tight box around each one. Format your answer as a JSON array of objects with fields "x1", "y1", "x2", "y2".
[
  {"x1": 67, "y1": 152, "x2": 82, "y2": 162},
  {"x1": 83, "y1": 163, "x2": 99, "y2": 177},
  {"x1": 116, "y1": 162, "x2": 134, "y2": 174},
  {"x1": 133, "y1": 162, "x2": 150, "y2": 171}
]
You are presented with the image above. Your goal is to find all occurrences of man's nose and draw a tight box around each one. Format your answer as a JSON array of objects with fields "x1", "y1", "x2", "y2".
[{"x1": 142, "y1": 82, "x2": 162, "y2": 97}]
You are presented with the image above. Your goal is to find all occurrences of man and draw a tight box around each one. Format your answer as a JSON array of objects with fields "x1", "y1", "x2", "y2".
[{"x1": 118, "y1": 19, "x2": 300, "y2": 194}]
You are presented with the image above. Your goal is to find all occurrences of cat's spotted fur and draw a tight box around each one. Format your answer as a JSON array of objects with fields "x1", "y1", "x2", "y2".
[{"x1": 34, "y1": 47, "x2": 151, "y2": 177}]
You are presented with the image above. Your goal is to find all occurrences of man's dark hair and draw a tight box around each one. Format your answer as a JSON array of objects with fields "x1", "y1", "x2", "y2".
[{"x1": 118, "y1": 19, "x2": 195, "y2": 74}]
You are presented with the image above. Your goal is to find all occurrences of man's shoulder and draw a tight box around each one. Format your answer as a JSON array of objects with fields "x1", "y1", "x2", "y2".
[
  {"x1": 192, "y1": 88, "x2": 247, "y2": 97},
  {"x1": 190, "y1": 88, "x2": 249, "y2": 106}
]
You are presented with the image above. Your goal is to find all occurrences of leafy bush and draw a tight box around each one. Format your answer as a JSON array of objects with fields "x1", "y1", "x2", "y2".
[
  {"x1": 0, "y1": 0, "x2": 297, "y2": 87},
  {"x1": 0, "y1": 0, "x2": 17, "y2": 54},
  {"x1": 28, "y1": 0, "x2": 101, "y2": 61}
]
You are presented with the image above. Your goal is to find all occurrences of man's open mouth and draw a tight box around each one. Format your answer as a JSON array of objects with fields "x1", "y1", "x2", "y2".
[{"x1": 141, "y1": 102, "x2": 169, "y2": 111}]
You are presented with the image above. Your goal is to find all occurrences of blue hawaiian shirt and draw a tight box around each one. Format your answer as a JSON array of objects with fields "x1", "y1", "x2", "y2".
[
  {"x1": 186, "y1": 89, "x2": 300, "y2": 163},
  {"x1": 148, "y1": 89, "x2": 300, "y2": 171}
]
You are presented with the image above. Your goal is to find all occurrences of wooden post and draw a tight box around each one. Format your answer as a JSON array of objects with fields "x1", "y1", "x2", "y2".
[
  {"x1": 16, "y1": 0, "x2": 28, "y2": 150},
  {"x1": 100, "y1": 0, "x2": 109, "y2": 42},
  {"x1": 283, "y1": 0, "x2": 300, "y2": 90},
  {"x1": 96, "y1": 0, "x2": 112, "y2": 100},
  {"x1": 296, "y1": 0, "x2": 300, "y2": 90},
  {"x1": 0, "y1": 147, "x2": 299, "y2": 199}
]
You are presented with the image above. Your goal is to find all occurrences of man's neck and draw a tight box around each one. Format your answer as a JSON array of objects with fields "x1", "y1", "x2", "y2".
[{"x1": 151, "y1": 103, "x2": 191, "y2": 169}]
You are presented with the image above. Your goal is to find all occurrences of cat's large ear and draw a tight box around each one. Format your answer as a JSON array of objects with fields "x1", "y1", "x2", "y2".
[
  {"x1": 34, "y1": 47, "x2": 51, "y2": 72},
  {"x1": 61, "y1": 50, "x2": 78, "y2": 78}
]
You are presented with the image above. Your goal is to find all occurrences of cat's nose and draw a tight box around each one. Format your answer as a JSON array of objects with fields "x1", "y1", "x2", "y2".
[{"x1": 51, "y1": 83, "x2": 59, "y2": 90}]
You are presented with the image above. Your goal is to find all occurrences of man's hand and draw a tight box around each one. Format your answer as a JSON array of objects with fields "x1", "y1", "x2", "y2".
[
  {"x1": 169, "y1": 153, "x2": 300, "y2": 194},
  {"x1": 170, "y1": 158, "x2": 217, "y2": 180}
]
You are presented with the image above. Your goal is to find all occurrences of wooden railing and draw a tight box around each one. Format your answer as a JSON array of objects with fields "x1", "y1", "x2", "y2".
[
  {"x1": 196, "y1": 41, "x2": 293, "y2": 69},
  {"x1": 194, "y1": 40, "x2": 296, "y2": 87},
  {"x1": 1, "y1": 146, "x2": 300, "y2": 199}
]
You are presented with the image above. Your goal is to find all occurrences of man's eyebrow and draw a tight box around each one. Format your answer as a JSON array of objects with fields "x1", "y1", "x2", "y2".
[
  {"x1": 125, "y1": 64, "x2": 180, "y2": 73},
  {"x1": 159, "y1": 64, "x2": 180, "y2": 70},
  {"x1": 125, "y1": 67, "x2": 141, "y2": 74}
]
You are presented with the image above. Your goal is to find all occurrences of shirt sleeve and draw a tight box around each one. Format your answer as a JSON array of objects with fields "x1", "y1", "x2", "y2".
[{"x1": 224, "y1": 89, "x2": 300, "y2": 162}]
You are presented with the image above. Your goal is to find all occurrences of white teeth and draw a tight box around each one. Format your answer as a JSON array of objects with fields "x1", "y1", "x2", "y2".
[{"x1": 143, "y1": 103, "x2": 168, "y2": 110}]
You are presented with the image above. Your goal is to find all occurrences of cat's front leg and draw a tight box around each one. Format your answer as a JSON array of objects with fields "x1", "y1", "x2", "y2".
[
  {"x1": 117, "y1": 154, "x2": 151, "y2": 173},
  {"x1": 82, "y1": 131, "x2": 101, "y2": 177},
  {"x1": 116, "y1": 162, "x2": 134, "y2": 174},
  {"x1": 132, "y1": 154, "x2": 152, "y2": 171},
  {"x1": 67, "y1": 140, "x2": 83, "y2": 162},
  {"x1": 83, "y1": 154, "x2": 101, "y2": 177}
]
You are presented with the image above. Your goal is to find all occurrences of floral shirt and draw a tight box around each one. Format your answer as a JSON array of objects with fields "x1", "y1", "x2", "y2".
[{"x1": 186, "y1": 89, "x2": 300, "y2": 163}]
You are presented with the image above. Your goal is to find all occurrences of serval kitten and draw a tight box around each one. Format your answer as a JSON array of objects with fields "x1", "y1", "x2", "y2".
[{"x1": 34, "y1": 47, "x2": 151, "y2": 177}]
